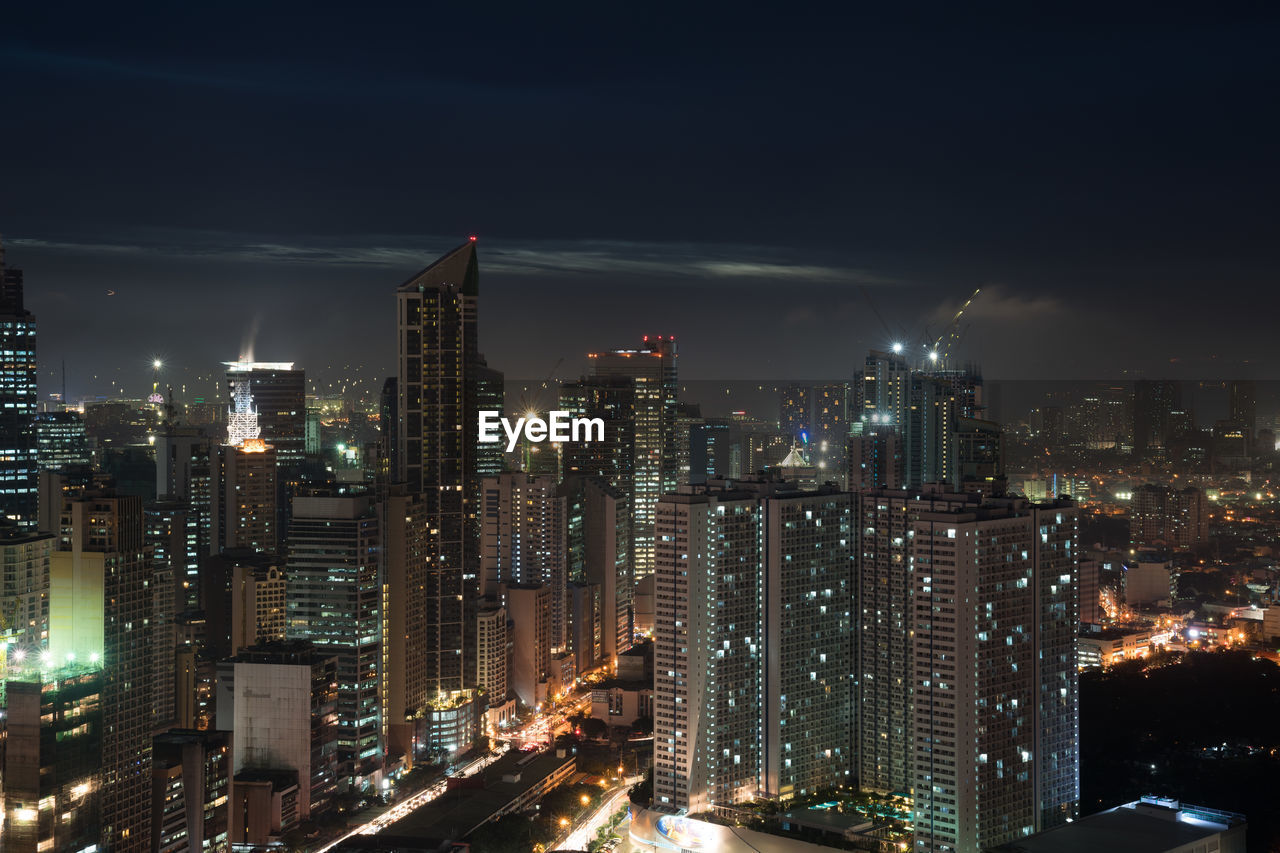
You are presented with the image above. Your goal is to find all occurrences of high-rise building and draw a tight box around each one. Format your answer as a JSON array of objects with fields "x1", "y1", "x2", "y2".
[
  {"x1": 505, "y1": 582, "x2": 552, "y2": 709},
  {"x1": 147, "y1": 499, "x2": 202, "y2": 613},
  {"x1": 33, "y1": 411, "x2": 92, "y2": 471},
  {"x1": 53, "y1": 490, "x2": 154, "y2": 852},
  {"x1": 151, "y1": 729, "x2": 230, "y2": 853},
  {"x1": 221, "y1": 641, "x2": 338, "y2": 832},
  {"x1": 688, "y1": 417, "x2": 730, "y2": 486},
  {"x1": 211, "y1": 441, "x2": 277, "y2": 555},
  {"x1": 587, "y1": 336, "x2": 677, "y2": 579},
  {"x1": 560, "y1": 376, "x2": 636, "y2": 514},
  {"x1": 1133, "y1": 380, "x2": 1181, "y2": 458},
  {"x1": 757, "y1": 482, "x2": 854, "y2": 800},
  {"x1": 286, "y1": 492, "x2": 382, "y2": 790},
  {"x1": 780, "y1": 384, "x2": 810, "y2": 441},
  {"x1": 847, "y1": 422, "x2": 902, "y2": 491},
  {"x1": 231, "y1": 559, "x2": 286, "y2": 653},
  {"x1": 0, "y1": 244, "x2": 39, "y2": 531},
  {"x1": 1229, "y1": 379, "x2": 1257, "y2": 441},
  {"x1": 560, "y1": 475, "x2": 632, "y2": 664},
  {"x1": 479, "y1": 472, "x2": 567, "y2": 651},
  {"x1": 956, "y1": 417, "x2": 1005, "y2": 495},
  {"x1": 223, "y1": 361, "x2": 306, "y2": 465},
  {"x1": 855, "y1": 487, "x2": 981, "y2": 795},
  {"x1": 397, "y1": 240, "x2": 482, "y2": 695},
  {"x1": 0, "y1": 527, "x2": 52, "y2": 660},
  {"x1": 653, "y1": 485, "x2": 762, "y2": 812},
  {"x1": 382, "y1": 486, "x2": 429, "y2": 765},
  {"x1": 475, "y1": 360, "x2": 505, "y2": 482},
  {"x1": 853, "y1": 351, "x2": 958, "y2": 488},
  {"x1": 2, "y1": 662, "x2": 104, "y2": 853},
  {"x1": 810, "y1": 382, "x2": 848, "y2": 474},
  {"x1": 911, "y1": 499, "x2": 1079, "y2": 852},
  {"x1": 475, "y1": 599, "x2": 510, "y2": 729},
  {"x1": 1130, "y1": 484, "x2": 1209, "y2": 550}
]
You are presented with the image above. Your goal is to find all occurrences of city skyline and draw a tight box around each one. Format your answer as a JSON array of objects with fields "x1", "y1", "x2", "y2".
[{"x1": 4, "y1": 7, "x2": 1280, "y2": 393}]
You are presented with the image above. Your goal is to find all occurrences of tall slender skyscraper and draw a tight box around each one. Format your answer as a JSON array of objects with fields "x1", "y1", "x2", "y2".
[
  {"x1": 588, "y1": 336, "x2": 677, "y2": 579},
  {"x1": 0, "y1": 242, "x2": 39, "y2": 530},
  {"x1": 911, "y1": 499, "x2": 1079, "y2": 852},
  {"x1": 396, "y1": 240, "x2": 480, "y2": 697}
]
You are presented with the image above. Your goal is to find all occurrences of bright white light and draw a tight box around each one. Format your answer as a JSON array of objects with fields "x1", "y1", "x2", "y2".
[
  {"x1": 153, "y1": 359, "x2": 163, "y2": 370},
  {"x1": 892, "y1": 342, "x2": 903, "y2": 354},
  {"x1": 928, "y1": 350, "x2": 939, "y2": 362}
]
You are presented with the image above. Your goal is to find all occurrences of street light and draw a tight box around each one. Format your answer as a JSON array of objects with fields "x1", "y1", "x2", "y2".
[{"x1": 581, "y1": 794, "x2": 591, "y2": 806}]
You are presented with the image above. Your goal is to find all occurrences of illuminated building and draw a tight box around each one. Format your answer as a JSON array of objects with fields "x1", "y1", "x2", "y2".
[
  {"x1": 231, "y1": 559, "x2": 286, "y2": 653},
  {"x1": 911, "y1": 499, "x2": 1078, "y2": 853},
  {"x1": 856, "y1": 487, "x2": 981, "y2": 795},
  {"x1": 1129, "y1": 484, "x2": 1208, "y2": 550},
  {"x1": 382, "y1": 486, "x2": 430, "y2": 764},
  {"x1": 479, "y1": 472, "x2": 567, "y2": 649},
  {"x1": 653, "y1": 484, "x2": 763, "y2": 812},
  {"x1": 212, "y1": 440, "x2": 277, "y2": 555},
  {"x1": 1077, "y1": 625, "x2": 1154, "y2": 669},
  {"x1": 33, "y1": 411, "x2": 91, "y2": 471},
  {"x1": 0, "y1": 527, "x2": 52, "y2": 663},
  {"x1": 223, "y1": 360, "x2": 305, "y2": 463},
  {"x1": 587, "y1": 335, "x2": 678, "y2": 580},
  {"x1": 147, "y1": 499, "x2": 201, "y2": 615},
  {"x1": 475, "y1": 599, "x2": 512, "y2": 730},
  {"x1": 474, "y1": 360, "x2": 505, "y2": 481},
  {"x1": 956, "y1": 417, "x2": 1005, "y2": 495},
  {"x1": 52, "y1": 490, "x2": 154, "y2": 852},
  {"x1": 396, "y1": 240, "x2": 481, "y2": 695},
  {"x1": 286, "y1": 492, "x2": 382, "y2": 790},
  {"x1": 847, "y1": 421, "x2": 902, "y2": 490},
  {"x1": 987, "y1": 796, "x2": 1246, "y2": 853},
  {"x1": 151, "y1": 729, "x2": 230, "y2": 853},
  {"x1": 779, "y1": 383, "x2": 810, "y2": 440},
  {"x1": 853, "y1": 350, "x2": 958, "y2": 489},
  {"x1": 1, "y1": 661, "x2": 104, "y2": 853},
  {"x1": 0, "y1": 244, "x2": 39, "y2": 530},
  {"x1": 810, "y1": 382, "x2": 848, "y2": 473},
  {"x1": 560, "y1": 475, "x2": 632, "y2": 664},
  {"x1": 220, "y1": 640, "x2": 338, "y2": 830},
  {"x1": 687, "y1": 417, "x2": 730, "y2": 486},
  {"x1": 143, "y1": 504, "x2": 179, "y2": 730}
]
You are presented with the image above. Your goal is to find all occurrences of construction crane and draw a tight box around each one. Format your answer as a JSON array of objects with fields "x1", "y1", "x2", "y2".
[{"x1": 930, "y1": 287, "x2": 981, "y2": 364}]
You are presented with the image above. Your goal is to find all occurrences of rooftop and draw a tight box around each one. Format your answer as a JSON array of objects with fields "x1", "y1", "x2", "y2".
[{"x1": 990, "y1": 797, "x2": 1246, "y2": 853}]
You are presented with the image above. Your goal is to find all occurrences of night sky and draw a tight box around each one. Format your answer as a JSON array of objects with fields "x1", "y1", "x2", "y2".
[{"x1": 3, "y1": 6, "x2": 1278, "y2": 402}]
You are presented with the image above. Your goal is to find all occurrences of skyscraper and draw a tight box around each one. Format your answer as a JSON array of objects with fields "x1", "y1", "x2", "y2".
[
  {"x1": 1132, "y1": 379, "x2": 1181, "y2": 458},
  {"x1": 223, "y1": 361, "x2": 306, "y2": 465},
  {"x1": 911, "y1": 499, "x2": 1079, "y2": 852},
  {"x1": 853, "y1": 350, "x2": 958, "y2": 489},
  {"x1": 0, "y1": 242, "x2": 39, "y2": 530},
  {"x1": 560, "y1": 475, "x2": 632, "y2": 664},
  {"x1": 382, "y1": 486, "x2": 429, "y2": 764},
  {"x1": 286, "y1": 492, "x2": 382, "y2": 790},
  {"x1": 588, "y1": 336, "x2": 677, "y2": 579},
  {"x1": 855, "y1": 487, "x2": 981, "y2": 795},
  {"x1": 397, "y1": 240, "x2": 481, "y2": 695},
  {"x1": 52, "y1": 490, "x2": 154, "y2": 852}
]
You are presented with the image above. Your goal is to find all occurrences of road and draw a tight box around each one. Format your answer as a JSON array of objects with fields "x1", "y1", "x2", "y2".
[
  {"x1": 555, "y1": 778, "x2": 640, "y2": 851},
  {"x1": 313, "y1": 688, "x2": 591, "y2": 852}
]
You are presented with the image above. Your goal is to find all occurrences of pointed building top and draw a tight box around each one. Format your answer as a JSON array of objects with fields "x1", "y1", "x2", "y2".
[{"x1": 398, "y1": 240, "x2": 479, "y2": 296}]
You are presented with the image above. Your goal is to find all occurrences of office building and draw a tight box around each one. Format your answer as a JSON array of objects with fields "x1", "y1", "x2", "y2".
[
  {"x1": 479, "y1": 472, "x2": 567, "y2": 649},
  {"x1": 212, "y1": 440, "x2": 278, "y2": 555},
  {"x1": 286, "y1": 492, "x2": 382, "y2": 789},
  {"x1": 151, "y1": 729, "x2": 231, "y2": 853},
  {"x1": 222, "y1": 641, "x2": 338, "y2": 830},
  {"x1": 587, "y1": 335, "x2": 677, "y2": 579},
  {"x1": 33, "y1": 411, "x2": 92, "y2": 471},
  {"x1": 147, "y1": 499, "x2": 202, "y2": 620},
  {"x1": 52, "y1": 490, "x2": 154, "y2": 852},
  {"x1": 560, "y1": 475, "x2": 632, "y2": 664},
  {"x1": 396, "y1": 240, "x2": 482, "y2": 695},
  {"x1": 383, "y1": 486, "x2": 430, "y2": 764},
  {"x1": 0, "y1": 245, "x2": 38, "y2": 531},
  {"x1": 223, "y1": 360, "x2": 306, "y2": 464},
  {"x1": 232, "y1": 558, "x2": 287, "y2": 653},
  {"x1": 560, "y1": 375, "x2": 636, "y2": 538},
  {"x1": 474, "y1": 360, "x2": 505, "y2": 481},
  {"x1": 688, "y1": 417, "x2": 731, "y2": 485},
  {"x1": 0, "y1": 527, "x2": 52, "y2": 658},
  {"x1": 2, "y1": 662, "x2": 104, "y2": 853},
  {"x1": 856, "y1": 487, "x2": 981, "y2": 795},
  {"x1": 475, "y1": 599, "x2": 512, "y2": 731},
  {"x1": 911, "y1": 499, "x2": 1079, "y2": 853}
]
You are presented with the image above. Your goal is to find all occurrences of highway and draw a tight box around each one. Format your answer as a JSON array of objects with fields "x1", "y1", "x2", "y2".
[
  {"x1": 313, "y1": 688, "x2": 592, "y2": 852},
  {"x1": 555, "y1": 780, "x2": 638, "y2": 851}
]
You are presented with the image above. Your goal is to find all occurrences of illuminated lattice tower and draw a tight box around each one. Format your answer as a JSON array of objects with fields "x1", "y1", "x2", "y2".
[{"x1": 226, "y1": 377, "x2": 261, "y2": 447}]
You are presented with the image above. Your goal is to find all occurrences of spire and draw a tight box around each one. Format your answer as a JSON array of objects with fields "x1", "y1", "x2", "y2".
[
  {"x1": 226, "y1": 377, "x2": 261, "y2": 446},
  {"x1": 397, "y1": 239, "x2": 479, "y2": 296}
]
